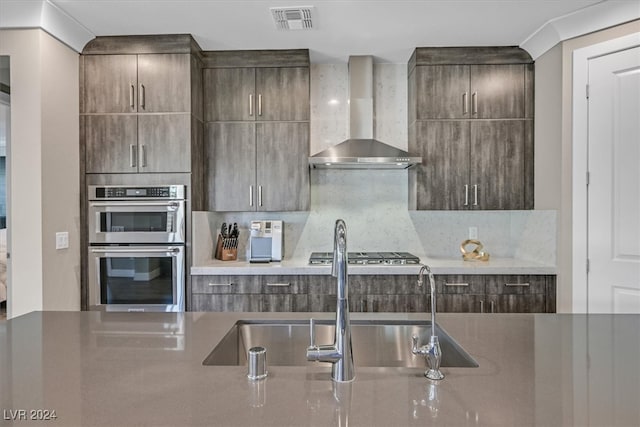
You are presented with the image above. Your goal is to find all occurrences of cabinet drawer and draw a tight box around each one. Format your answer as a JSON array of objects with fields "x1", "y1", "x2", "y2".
[
  {"x1": 349, "y1": 275, "x2": 421, "y2": 295},
  {"x1": 307, "y1": 275, "x2": 337, "y2": 295},
  {"x1": 191, "y1": 275, "x2": 261, "y2": 294},
  {"x1": 485, "y1": 275, "x2": 546, "y2": 295},
  {"x1": 262, "y1": 275, "x2": 308, "y2": 294},
  {"x1": 435, "y1": 275, "x2": 485, "y2": 294}
]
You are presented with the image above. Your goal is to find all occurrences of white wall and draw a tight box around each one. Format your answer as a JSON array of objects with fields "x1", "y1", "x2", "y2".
[
  {"x1": 534, "y1": 20, "x2": 640, "y2": 312},
  {"x1": 40, "y1": 31, "x2": 80, "y2": 311},
  {"x1": 0, "y1": 29, "x2": 80, "y2": 317}
]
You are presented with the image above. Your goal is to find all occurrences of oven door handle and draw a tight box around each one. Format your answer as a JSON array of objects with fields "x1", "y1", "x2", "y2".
[
  {"x1": 89, "y1": 201, "x2": 181, "y2": 208},
  {"x1": 91, "y1": 247, "x2": 182, "y2": 254}
]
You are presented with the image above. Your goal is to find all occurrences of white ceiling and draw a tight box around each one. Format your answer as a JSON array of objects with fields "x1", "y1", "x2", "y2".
[{"x1": 2, "y1": 1, "x2": 639, "y2": 62}]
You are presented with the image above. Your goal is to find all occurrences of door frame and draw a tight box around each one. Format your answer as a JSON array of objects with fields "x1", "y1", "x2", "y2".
[{"x1": 572, "y1": 32, "x2": 640, "y2": 313}]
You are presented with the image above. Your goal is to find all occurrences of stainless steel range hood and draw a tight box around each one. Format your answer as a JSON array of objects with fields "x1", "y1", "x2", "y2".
[{"x1": 309, "y1": 56, "x2": 421, "y2": 170}]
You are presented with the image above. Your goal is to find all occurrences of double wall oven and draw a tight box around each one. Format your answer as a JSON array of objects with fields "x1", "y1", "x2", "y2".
[{"x1": 88, "y1": 185, "x2": 186, "y2": 312}]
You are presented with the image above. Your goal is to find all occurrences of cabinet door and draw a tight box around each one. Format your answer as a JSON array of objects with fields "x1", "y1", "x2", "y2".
[
  {"x1": 470, "y1": 64, "x2": 525, "y2": 119},
  {"x1": 206, "y1": 122, "x2": 256, "y2": 211},
  {"x1": 137, "y1": 54, "x2": 190, "y2": 113},
  {"x1": 138, "y1": 114, "x2": 190, "y2": 172},
  {"x1": 203, "y1": 68, "x2": 256, "y2": 121},
  {"x1": 191, "y1": 294, "x2": 261, "y2": 311},
  {"x1": 438, "y1": 294, "x2": 484, "y2": 313},
  {"x1": 255, "y1": 67, "x2": 310, "y2": 121},
  {"x1": 261, "y1": 294, "x2": 309, "y2": 312},
  {"x1": 192, "y1": 275, "x2": 262, "y2": 294},
  {"x1": 412, "y1": 121, "x2": 470, "y2": 210},
  {"x1": 485, "y1": 275, "x2": 547, "y2": 313},
  {"x1": 308, "y1": 275, "x2": 336, "y2": 312},
  {"x1": 256, "y1": 122, "x2": 310, "y2": 211},
  {"x1": 436, "y1": 275, "x2": 485, "y2": 313},
  {"x1": 85, "y1": 115, "x2": 138, "y2": 173},
  {"x1": 470, "y1": 120, "x2": 525, "y2": 210},
  {"x1": 487, "y1": 295, "x2": 546, "y2": 313},
  {"x1": 84, "y1": 55, "x2": 138, "y2": 114},
  {"x1": 415, "y1": 65, "x2": 470, "y2": 119}
]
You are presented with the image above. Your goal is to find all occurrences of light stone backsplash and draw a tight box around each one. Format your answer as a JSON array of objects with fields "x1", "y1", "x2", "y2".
[{"x1": 192, "y1": 63, "x2": 556, "y2": 267}]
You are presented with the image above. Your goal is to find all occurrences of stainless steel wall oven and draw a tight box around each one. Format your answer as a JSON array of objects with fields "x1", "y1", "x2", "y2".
[{"x1": 88, "y1": 185, "x2": 186, "y2": 312}]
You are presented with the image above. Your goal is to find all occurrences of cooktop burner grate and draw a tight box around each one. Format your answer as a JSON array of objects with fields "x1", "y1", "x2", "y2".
[{"x1": 308, "y1": 251, "x2": 420, "y2": 265}]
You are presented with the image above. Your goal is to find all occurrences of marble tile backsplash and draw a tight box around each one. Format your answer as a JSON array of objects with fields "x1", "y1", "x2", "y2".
[
  {"x1": 192, "y1": 63, "x2": 556, "y2": 266},
  {"x1": 193, "y1": 172, "x2": 557, "y2": 266}
]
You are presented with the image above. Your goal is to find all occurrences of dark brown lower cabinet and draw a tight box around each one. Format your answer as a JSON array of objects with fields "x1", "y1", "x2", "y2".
[
  {"x1": 190, "y1": 274, "x2": 556, "y2": 313},
  {"x1": 436, "y1": 274, "x2": 555, "y2": 313}
]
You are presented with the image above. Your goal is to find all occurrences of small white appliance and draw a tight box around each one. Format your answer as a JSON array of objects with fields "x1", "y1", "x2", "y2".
[{"x1": 249, "y1": 220, "x2": 283, "y2": 263}]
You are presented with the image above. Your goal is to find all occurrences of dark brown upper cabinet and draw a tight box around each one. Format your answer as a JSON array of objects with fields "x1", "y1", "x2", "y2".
[
  {"x1": 81, "y1": 35, "x2": 204, "y2": 174},
  {"x1": 83, "y1": 53, "x2": 191, "y2": 114},
  {"x1": 204, "y1": 66, "x2": 309, "y2": 122},
  {"x1": 202, "y1": 50, "x2": 311, "y2": 212},
  {"x1": 408, "y1": 47, "x2": 534, "y2": 210}
]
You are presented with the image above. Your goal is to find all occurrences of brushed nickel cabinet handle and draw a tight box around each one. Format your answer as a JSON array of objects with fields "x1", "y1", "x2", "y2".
[
  {"x1": 249, "y1": 94, "x2": 253, "y2": 116},
  {"x1": 129, "y1": 144, "x2": 137, "y2": 168},
  {"x1": 258, "y1": 94, "x2": 262, "y2": 116},
  {"x1": 258, "y1": 185, "x2": 263, "y2": 207},
  {"x1": 249, "y1": 185, "x2": 254, "y2": 207},
  {"x1": 266, "y1": 283, "x2": 291, "y2": 287},
  {"x1": 464, "y1": 184, "x2": 469, "y2": 206},
  {"x1": 208, "y1": 283, "x2": 234, "y2": 287},
  {"x1": 139, "y1": 144, "x2": 147, "y2": 167},
  {"x1": 473, "y1": 184, "x2": 478, "y2": 206},
  {"x1": 480, "y1": 300, "x2": 484, "y2": 313},
  {"x1": 505, "y1": 283, "x2": 530, "y2": 287},
  {"x1": 139, "y1": 84, "x2": 145, "y2": 109},
  {"x1": 463, "y1": 92, "x2": 468, "y2": 115},
  {"x1": 129, "y1": 84, "x2": 135, "y2": 109},
  {"x1": 445, "y1": 283, "x2": 470, "y2": 287},
  {"x1": 472, "y1": 91, "x2": 478, "y2": 115}
]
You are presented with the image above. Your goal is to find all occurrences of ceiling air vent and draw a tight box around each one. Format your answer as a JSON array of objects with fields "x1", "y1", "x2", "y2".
[{"x1": 270, "y1": 6, "x2": 314, "y2": 30}]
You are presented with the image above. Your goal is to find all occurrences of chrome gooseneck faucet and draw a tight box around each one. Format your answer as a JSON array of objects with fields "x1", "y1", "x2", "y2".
[
  {"x1": 307, "y1": 219, "x2": 355, "y2": 382},
  {"x1": 411, "y1": 264, "x2": 444, "y2": 380}
]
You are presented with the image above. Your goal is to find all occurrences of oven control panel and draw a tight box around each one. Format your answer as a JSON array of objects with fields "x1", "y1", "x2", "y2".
[{"x1": 90, "y1": 185, "x2": 185, "y2": 200}]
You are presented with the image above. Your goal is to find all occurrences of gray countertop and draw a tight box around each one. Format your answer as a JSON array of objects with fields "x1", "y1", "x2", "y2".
[
  {"x1": 1, "y1": 311, "x2": 637, "y2": 426},
  {"x1": 191, "y1": 257, "x2": 556, "y2": 275}
]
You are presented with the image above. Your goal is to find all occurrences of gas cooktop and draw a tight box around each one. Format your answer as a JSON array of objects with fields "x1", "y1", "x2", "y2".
[{"x1": 308, "y1": 252, "x2": 421, "y2": 265}]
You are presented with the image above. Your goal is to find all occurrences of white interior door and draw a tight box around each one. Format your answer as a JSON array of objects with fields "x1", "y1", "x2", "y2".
[{"x1": 587, "y1": 46, "x2": 640, "y2": 313}]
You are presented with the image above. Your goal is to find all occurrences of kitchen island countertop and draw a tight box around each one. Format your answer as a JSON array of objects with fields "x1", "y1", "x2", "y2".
[{"x1": 0, "y1": 311, "x2": 637, "y2": 426}]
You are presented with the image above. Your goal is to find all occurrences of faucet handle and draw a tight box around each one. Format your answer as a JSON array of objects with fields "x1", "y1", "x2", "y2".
[
  {"x1": 309, "y1": 318, "x2": 316, "y2": 348},
  {"x1": 411, "y1": 334, "x2": 423, "y2": 355}
]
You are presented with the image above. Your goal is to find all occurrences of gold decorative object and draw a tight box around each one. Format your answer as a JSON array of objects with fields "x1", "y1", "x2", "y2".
[{"x1": 460, "y1": 239, "x2": 490, "y2": 261}]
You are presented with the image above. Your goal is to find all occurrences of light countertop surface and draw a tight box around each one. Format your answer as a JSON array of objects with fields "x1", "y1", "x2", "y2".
[
  {"x1": 191, "y1": 257, "x2": 556, "y2": 276},
  {"x1": 1, "y1": 311, "x2": 637, "y2": 426}
]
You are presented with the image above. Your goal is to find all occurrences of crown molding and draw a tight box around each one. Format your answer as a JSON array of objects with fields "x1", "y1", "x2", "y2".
[
  {"x1": 520, "y1": 1, "x2": 640, "y2": 59},
  {"x1": 0, "y1": 0, "x2": 95, "y2": 52}
]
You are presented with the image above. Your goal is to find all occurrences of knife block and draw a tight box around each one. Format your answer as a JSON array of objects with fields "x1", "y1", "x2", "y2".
[{"x1": 214, "y1": 235, "x2": 238, "y2": 261}]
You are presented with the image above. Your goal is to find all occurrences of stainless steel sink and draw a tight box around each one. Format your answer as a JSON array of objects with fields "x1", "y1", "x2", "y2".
[{"x1": 203, "y1": 320, "x2": 478, "y2": 368}]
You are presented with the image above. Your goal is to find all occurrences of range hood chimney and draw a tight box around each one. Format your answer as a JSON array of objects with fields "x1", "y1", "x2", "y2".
[{"x1": 309, "y1": 56, "x2": 421, "y2": 169}]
